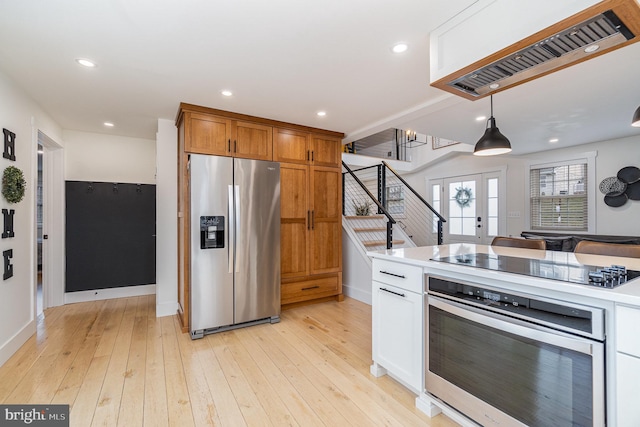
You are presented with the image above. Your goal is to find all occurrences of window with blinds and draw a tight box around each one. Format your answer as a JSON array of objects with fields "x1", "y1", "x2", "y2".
[{"x1": 530, "y1": 162, "x2": 588, "y2": 231}]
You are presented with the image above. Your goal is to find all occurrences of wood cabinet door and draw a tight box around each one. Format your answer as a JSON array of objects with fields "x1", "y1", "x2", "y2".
[
  {"x1": 280, "y1": 163, "x2": 309, "y2": 279},
  {"x1": 309, "y1": 166, "x2": 342, "y2": 275},
  {"x1": 311, "y1": 135, "x2": 342, "y2": 168},
  {"x1": 273, "y1": 128, "x2": 309, "y2": 164},
  {"x1": 232, "y1": 121, "x2": 273, "y2": 161},
  {"x1": 186, "y1": 112, "x2": 231, "y2": 155}
]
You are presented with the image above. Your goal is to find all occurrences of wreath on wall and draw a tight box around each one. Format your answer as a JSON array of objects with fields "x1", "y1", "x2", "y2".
[
  {"x1": 454, "y1": 186, "x2": 473, "y2": 208},
  {"x1": 2, "y1": 166, "x2": 26, "y2": 204}
]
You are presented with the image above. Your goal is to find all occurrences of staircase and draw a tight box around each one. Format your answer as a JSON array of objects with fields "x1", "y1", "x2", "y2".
[
  {"x1": 341, "y1": 160, "x2": 445, "y2": 303},
  {"x1": 343, "y1": 215, "x2": 414, "y2": 251}
]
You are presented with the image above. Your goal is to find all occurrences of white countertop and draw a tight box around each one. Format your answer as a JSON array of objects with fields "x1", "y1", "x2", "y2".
[{"x1": 368, "y1": 244, "x2": 640, "y2": 307}]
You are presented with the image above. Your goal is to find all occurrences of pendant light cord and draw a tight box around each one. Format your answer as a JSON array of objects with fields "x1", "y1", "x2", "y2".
[{"x1": 490, "y1": 94, "x2": 494, "y2": 119}]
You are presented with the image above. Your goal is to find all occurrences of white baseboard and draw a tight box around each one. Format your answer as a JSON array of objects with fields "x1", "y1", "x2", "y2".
[
  {"x1": 64, "y1": 284, "x2": 156, "y2": 304},
  {"x1": 0, "y1": 320, "x2": 36, "y2": 368},
  {"x1": 343, "y1": 284, "x2": 372, "y2": 305},
  {"x1": 156, "y1": 301, "x2": 179, "y2": 318}
]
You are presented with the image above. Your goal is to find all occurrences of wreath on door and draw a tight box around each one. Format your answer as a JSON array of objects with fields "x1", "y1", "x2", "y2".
[
  {"x1": 2, "y1": 166, "x2": 26, "y2": 204},
  {"x1": 454, "y1": 186, "x2": 473, "y2": 208}
]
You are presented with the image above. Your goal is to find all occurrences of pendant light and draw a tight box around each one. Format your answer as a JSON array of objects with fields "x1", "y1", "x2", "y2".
[
  {"x1": 473, "y1": 95, "x2": 512, "y2": 156},
  {"x1": 632, "y1": 105, "x2": 640, "y2": 127}
]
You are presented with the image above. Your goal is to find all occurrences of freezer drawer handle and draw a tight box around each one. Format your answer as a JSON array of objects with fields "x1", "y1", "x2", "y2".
[
  {"x1": 380, "y1": 287, "x2": 405, "y2": 298},
  {"x1": 379, "y1": 271, "x2": 405, "y2": 279},
  {"x1": 302, "y1": 285, "x2": 320, "y2": 291}
]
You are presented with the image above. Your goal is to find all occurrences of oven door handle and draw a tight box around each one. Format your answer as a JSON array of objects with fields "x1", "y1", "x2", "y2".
[{"x1": 428, "y1": 295, "x2": 597, "y2": 355}]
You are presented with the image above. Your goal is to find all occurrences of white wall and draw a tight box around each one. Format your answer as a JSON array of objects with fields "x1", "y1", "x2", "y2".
[
  {"x1": 402, "y1": 135, "x2": 640, "y2": 237},
  {"x1": 155, "y1": 119, "x2": 178, "y2": 317},
  {"x1": 0, "y1": 69, "x2": 63, "y2": 366},
  {"x1": 64, "y1": 130, "x2": 156, "y2": 183}
]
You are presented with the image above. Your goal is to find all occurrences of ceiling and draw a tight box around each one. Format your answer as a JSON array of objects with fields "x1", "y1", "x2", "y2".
[{"x1": 1, "y1": 0, "x2": 639, "y2": 155}]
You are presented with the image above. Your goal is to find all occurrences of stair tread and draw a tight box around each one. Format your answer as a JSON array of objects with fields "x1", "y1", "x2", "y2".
[
  {"x1": 344, "y1": 215, "x2": 385, "y2": 220},
  {"x1": 353, "y1": 227, "x2": 386, "y2": 232},
  {"x1": 362, "y1": 239, "x2": 405, "y2": 247}
]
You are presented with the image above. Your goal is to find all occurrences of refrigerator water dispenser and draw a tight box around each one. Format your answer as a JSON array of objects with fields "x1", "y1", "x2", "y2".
[{"x1": 200, "y1": 216, "x2": 225, "y2": 249}]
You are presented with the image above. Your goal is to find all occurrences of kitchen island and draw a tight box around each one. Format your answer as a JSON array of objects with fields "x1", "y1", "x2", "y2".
[{"x1": 369, "y1": 244, "x2": 640, "y2": 427}]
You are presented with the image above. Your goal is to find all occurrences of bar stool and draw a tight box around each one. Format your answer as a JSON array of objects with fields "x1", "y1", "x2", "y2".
[
  {"x1": 491, "y1": 236, "x2": 546, "y2": 250},
  {"x1": 574, "y1": 241, "x2": 640, "y2": 258}
]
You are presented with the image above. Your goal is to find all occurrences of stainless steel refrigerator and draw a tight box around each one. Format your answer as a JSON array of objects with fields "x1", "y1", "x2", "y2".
[{"x1": 189, "y1": 154, "x2": 280, "y2": 339}]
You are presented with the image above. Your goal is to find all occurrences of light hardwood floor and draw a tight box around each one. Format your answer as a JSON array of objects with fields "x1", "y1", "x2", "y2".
[{"x1": 0, "y1": 296, "x2": 458, "y2": 427}]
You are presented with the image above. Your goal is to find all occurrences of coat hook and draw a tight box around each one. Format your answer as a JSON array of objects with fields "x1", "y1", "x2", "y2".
[
  {"x1": 113, "y1": 183, "x2": 118, "y2": 193},
  {"x1": 87, "y1": 182, "x2": 93, "y2": 193}
]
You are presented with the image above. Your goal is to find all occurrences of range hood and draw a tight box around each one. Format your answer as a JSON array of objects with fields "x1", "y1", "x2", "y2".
[{"x1": 431, "y1": 0, "x2": 640, "y2": 100}]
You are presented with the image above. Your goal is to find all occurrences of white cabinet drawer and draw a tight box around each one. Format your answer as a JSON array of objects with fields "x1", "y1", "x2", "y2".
[
  {"x1": 616, "y1": 305, "x2": 640, "y2": 357},
  {"x1": 372, "y1": 259, "x2": 423, "y2": 294}
]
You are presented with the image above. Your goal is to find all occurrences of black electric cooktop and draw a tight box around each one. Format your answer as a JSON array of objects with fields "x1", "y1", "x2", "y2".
[{"x1": 431, "y1": 253, "x2": 640, "y2": 288}]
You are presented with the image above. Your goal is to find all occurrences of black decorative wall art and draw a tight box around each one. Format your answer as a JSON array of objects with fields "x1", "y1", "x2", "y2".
[
  {"x1": 600, "y1": 165, "x2": 640, "y2": 207},
  {"x1": 3, "y1": 249, "x2": 13, "y2": 280},
  {"x1": 3, "y1": 128, "x2": 16, "y2": 161},
  {"x1": 2, "y1": 208, "x2": 15, "y2": 238},
  {"x1": 2, "y1": 126, "x2": 17, "y2": 282}
]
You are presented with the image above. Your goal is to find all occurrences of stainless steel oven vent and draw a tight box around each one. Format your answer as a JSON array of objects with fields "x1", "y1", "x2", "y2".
[{"x1": 447, "y1": 10, "x2": 635, "y2": 98}]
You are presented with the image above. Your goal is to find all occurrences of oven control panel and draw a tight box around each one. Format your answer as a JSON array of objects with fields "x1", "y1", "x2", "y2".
[{"x1": 427, "y1": 275, "x2": 605, "y2": 341}]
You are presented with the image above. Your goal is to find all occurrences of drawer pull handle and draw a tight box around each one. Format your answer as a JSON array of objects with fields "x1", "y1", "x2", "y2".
[
  {"x1": 380, "y1": 270, "x2": 405, "y2": 279},
  {"x1": 302, "y1": 285, "x2": 320, "y2": 291},
  {"x1": 380, "y1": 287, "x2": 405, "y2": 298}
]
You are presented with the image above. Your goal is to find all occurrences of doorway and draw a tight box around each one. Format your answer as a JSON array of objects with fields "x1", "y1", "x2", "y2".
[
  {"x1": 37, "y1": 143, "x2": 43, "y2": 316},
  {"x1": 429, "y1": 170, "x2": 505, "y2": 245},
  {"x1": 35, "y1": 130, "x2": 64, "y2": 313}
]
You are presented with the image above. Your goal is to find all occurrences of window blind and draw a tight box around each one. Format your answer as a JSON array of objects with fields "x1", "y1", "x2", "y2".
[{"x1": 530, "y1": 163, "x2": 588, "y2": 231}]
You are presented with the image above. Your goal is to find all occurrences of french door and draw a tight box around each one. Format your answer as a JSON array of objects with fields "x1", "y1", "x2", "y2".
[{"x1": 430, "y1": 172, "x2": 503, "y2": 245}]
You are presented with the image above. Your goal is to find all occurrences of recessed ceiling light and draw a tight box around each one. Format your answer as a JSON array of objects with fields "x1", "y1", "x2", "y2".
[
  {"x1": 476, "y1": 115, "x2": 487, "y2": 121},
  {"x1": 392, "y1": 43, "x2": 408, "y2": 53},
  {"x1": 584, "y1": 44, "x2": 599, "y2": 53},
  {"x1": 549, "y1": 138, "x2": 559, "y2": 143},
  {"x1": 76, "y1": 58, "x2": 96, "y2": 68},
  {"x1": 104, "y1": 122, "x2": 114, "y2": 127},
  {"x1": 317, "y1": 111, "x2": 327, "y2": 117},
  {"x1": 221, "y1": 90, "x2": 233, "y2": 97},
  {"x1": 489, "y1": 83, "x2": 500, "y2": 89}
]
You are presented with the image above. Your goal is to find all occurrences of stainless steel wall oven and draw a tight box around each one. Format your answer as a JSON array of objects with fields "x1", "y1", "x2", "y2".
[{"x1": 425, "y1": 276, "x2": 605, "y2": 427}]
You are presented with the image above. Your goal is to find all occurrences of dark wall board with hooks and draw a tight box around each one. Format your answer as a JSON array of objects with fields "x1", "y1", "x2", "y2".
[{"x1": 65, "y1": 181, "x2": 156, "y2": 292}]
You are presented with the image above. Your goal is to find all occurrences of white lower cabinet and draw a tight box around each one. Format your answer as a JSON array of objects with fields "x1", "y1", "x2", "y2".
[
  {"x1": 616, "y1": 304, "x2": 640, "y2": 427},
  {"x1": 372, "y1": 280, "x2": 422, "y2": 393}
]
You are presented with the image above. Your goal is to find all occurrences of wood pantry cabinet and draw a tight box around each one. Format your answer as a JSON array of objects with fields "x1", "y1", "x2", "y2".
[
  {"x1": 280, "y1": 163, "x2": 343, "y2": 307},
  {"x1": 176, "y1": 103, "x2": 344, "y2": 331}
]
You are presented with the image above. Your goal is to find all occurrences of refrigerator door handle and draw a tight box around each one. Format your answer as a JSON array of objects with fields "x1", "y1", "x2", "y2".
[
  {"x1": 228, "y1": 184, "x2": 234, "y2": 274},
  {"x1": 234, "y1": 184, "x2": 241, "y2": 273}
]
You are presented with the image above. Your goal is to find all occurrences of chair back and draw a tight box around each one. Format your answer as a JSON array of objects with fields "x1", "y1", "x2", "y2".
[
  {"x1": 574, "y1": 240, "x2": 640, "y2": 258},
  {"x1": 491, "y1": 236, "x2": 546, "y2": 250}
]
